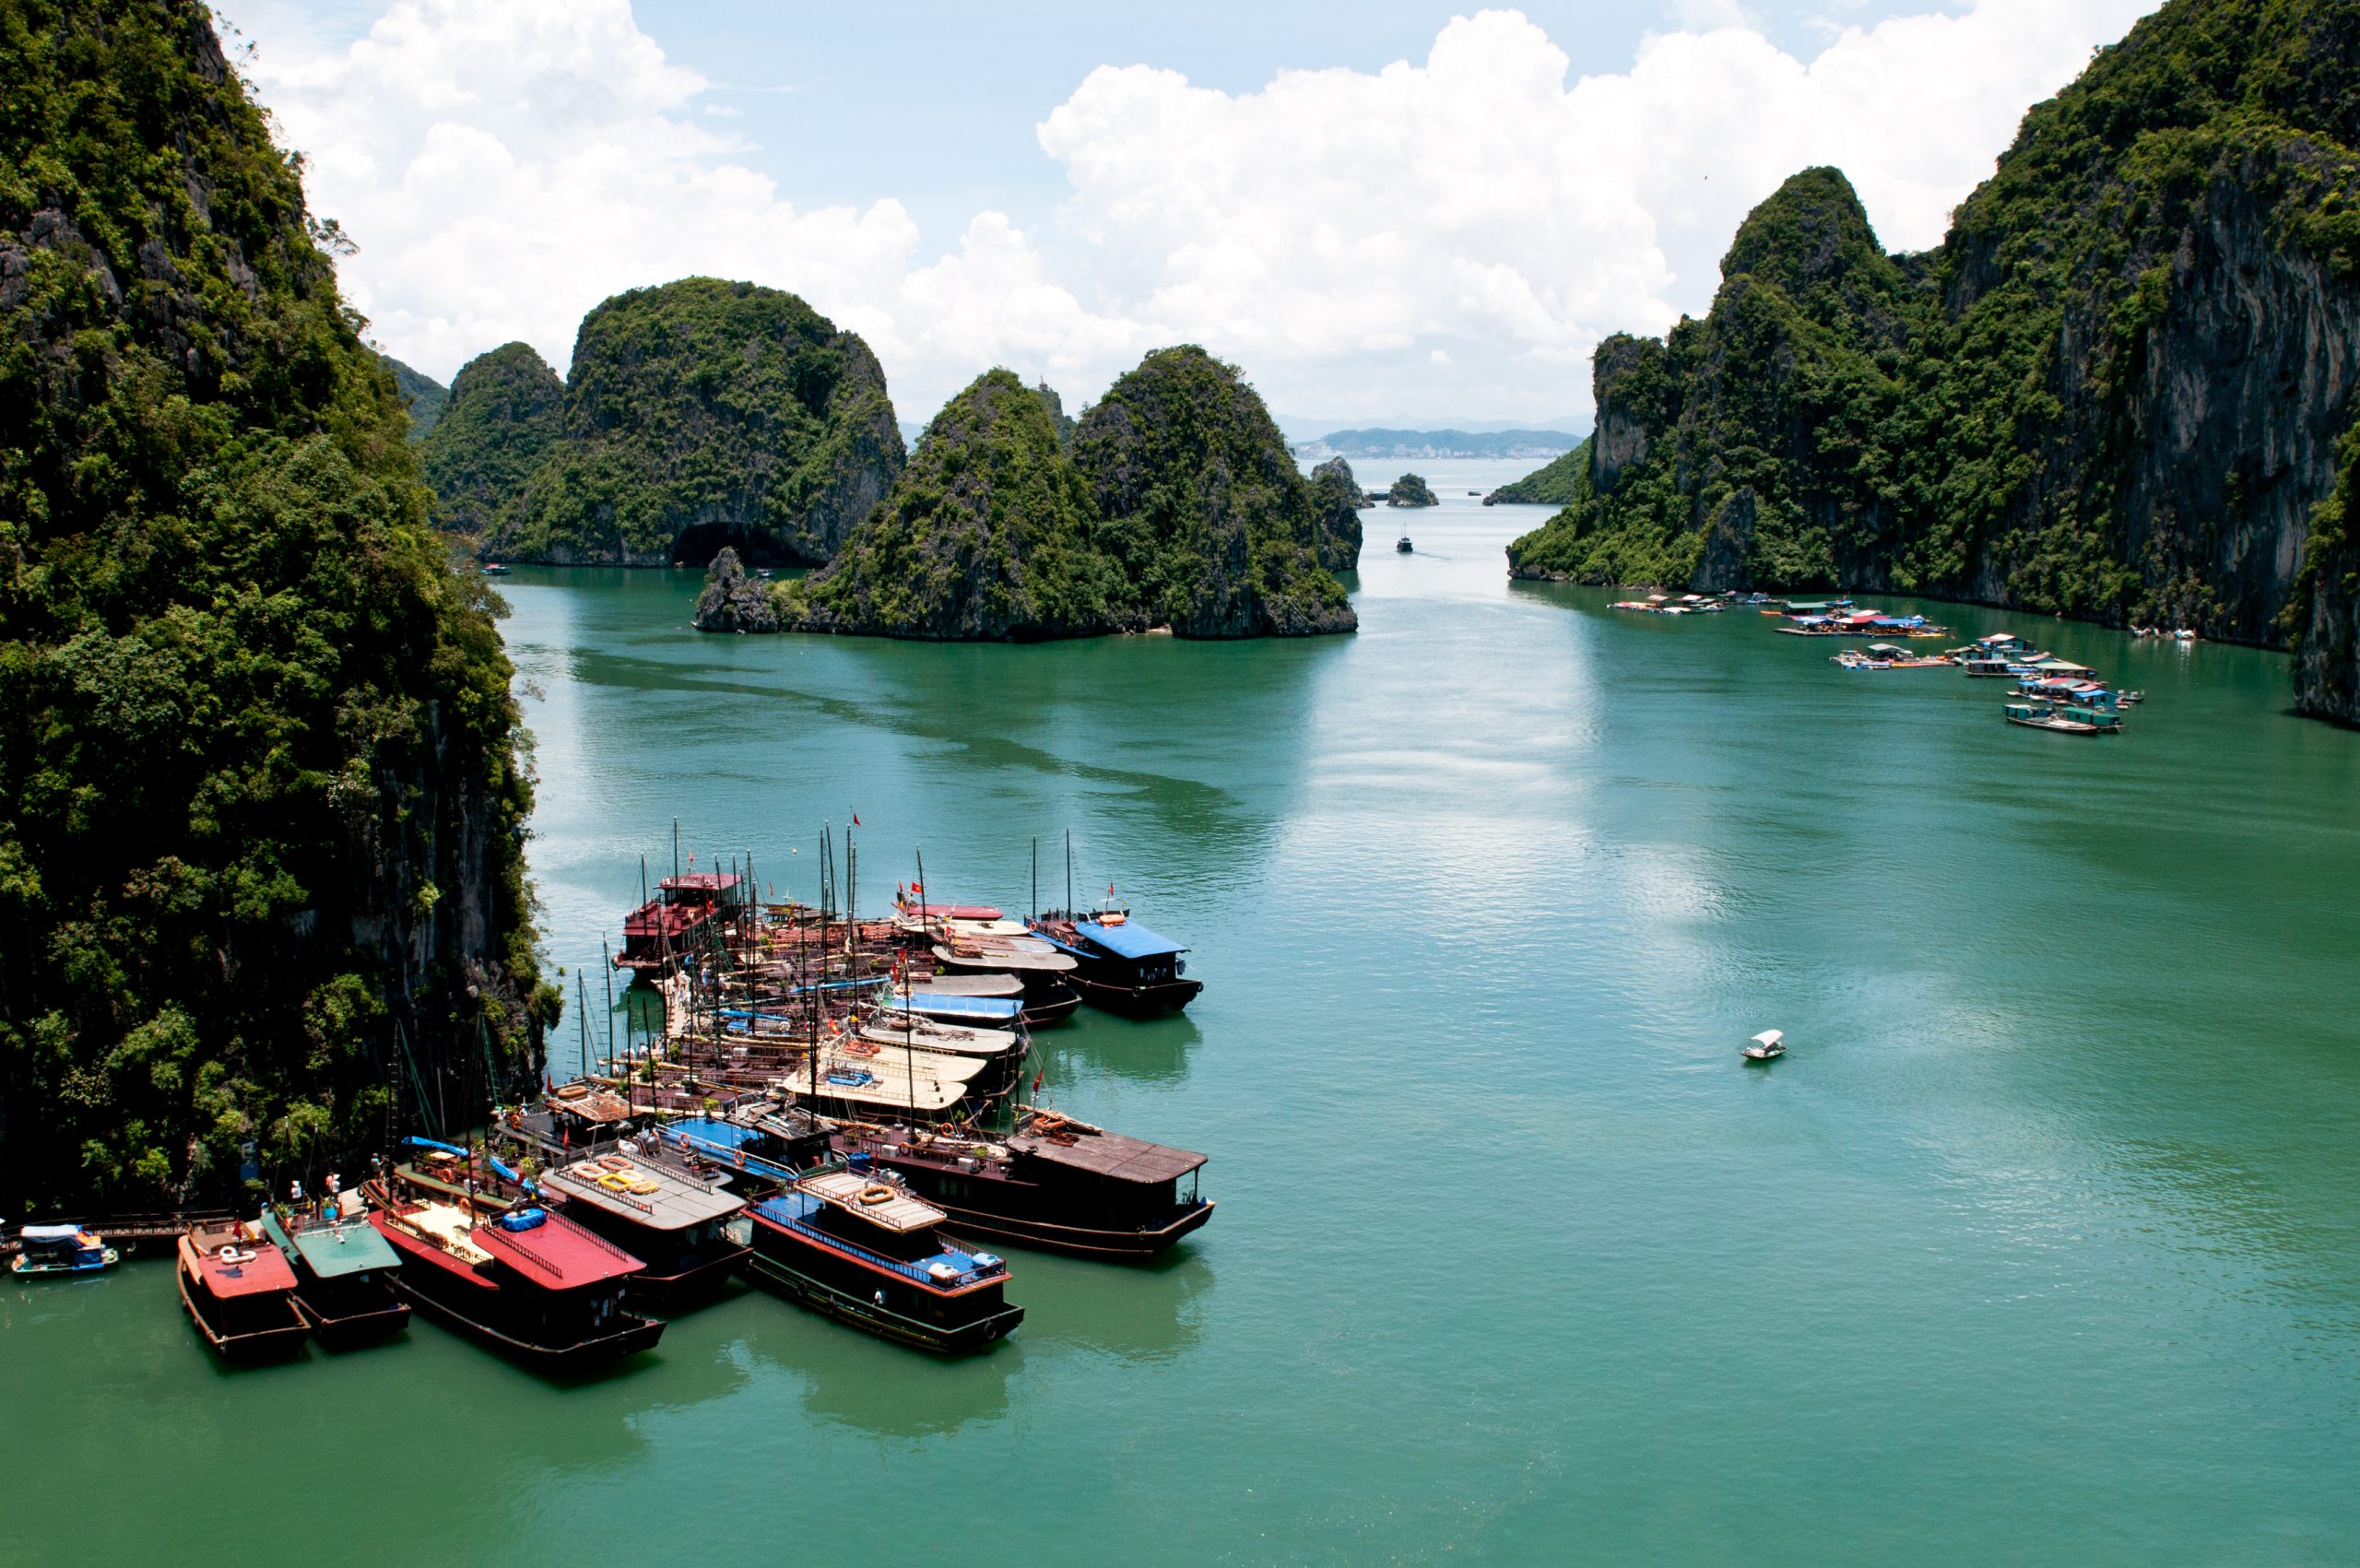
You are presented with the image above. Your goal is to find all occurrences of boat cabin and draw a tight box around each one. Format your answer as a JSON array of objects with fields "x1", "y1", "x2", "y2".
[
  {"x1": 616, "y1": 873, "x2": 746, "y2": 975},
  {"x1": 1004, "y1": 1120, "x2": 1209, "y2": 1230}
]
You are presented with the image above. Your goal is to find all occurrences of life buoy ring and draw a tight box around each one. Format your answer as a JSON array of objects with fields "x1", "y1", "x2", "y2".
[
  {"x1": 597, "y1": 1173, "x2": 633, "y2": 1192},
  {"x1": 858, "y1": 1185, "x2": 895, "y2": 1206},
  {"x1": 625, "y1": 1176, "x2": 662, "y2": 1196},
  {"x1": 216, "y1": 1246, "x2": 254, "y2": 1265},
  {"x1": 598, "y1": 1155, "x2": 633, "y2": 1173},
  {"x1": 556, "y1": 1083, "x2": 589, "y2": 1102},
  {"x1": 842, "y1": 1039, "x2": 879, "y2": 1058}
]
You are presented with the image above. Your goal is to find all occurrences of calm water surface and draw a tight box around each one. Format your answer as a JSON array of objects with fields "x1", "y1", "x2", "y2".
[{"x1": 10, "y1": 460, "x2": 2360, "y2": 1564}]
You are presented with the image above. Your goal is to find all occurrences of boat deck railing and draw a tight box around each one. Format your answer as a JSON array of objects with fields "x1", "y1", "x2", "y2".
[{"x1": 755, "y1": 1193, "x2": 1002, "y2": 1291}]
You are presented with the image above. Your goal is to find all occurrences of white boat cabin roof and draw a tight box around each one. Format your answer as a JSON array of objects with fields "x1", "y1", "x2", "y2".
[{"x1": 797, "y1": 1168, "x2": 945, "y2": 1233}]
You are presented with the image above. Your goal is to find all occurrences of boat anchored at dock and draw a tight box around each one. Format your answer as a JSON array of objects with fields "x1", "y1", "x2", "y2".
[
  {"x1": 262, "y1": 1191, "x2": 409, "y2": 1347},
  {"x1": 368, "y1": 1197, "x2": 663, "y2": 1372},
  {"x1": 741, "y1": 1160, "x2": 1022, "y2": 1354},
  {"x1": 537, "y1": 1151, "x2": 748, "y2": 1310},
  {"x1": 177, "y1": 1219, "x2": 309, "y2": 1363}
]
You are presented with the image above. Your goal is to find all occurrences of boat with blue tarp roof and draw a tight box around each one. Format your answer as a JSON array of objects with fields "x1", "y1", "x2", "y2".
[
  {"x1": 740, "y1": 1157, "x2": 1023, "y2": 1354},
  {"x1": 1029, "y1": 905, "x2": 1203, "y2": 1016}
]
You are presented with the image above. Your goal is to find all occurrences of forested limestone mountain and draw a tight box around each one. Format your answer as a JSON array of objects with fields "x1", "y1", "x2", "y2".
[
  {"x1": 384, "y1": 355, "x2": 447, "y2": 442},
  {"x1": 1484, "y1": 446, "x2": 1587, "y2": 506},
  {"x1": 699, "y1": 349, "x2": 1357, "y2": 639},
  {"x1": 421, "y1": 341, "x2": 563, "y2": 539},
  {"x1": 1506, "y1": 0, "x2": 2360, "y2": 722},
  {"x1": 456, "y1": 278, "x2": 904, "y2": 567},
  {"x1": 0, "y1": 0, "x2": 553, "y2": 1209}
]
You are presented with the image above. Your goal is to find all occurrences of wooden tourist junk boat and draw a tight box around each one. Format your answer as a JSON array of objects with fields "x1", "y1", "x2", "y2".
[
  {"x1": 1028, "y1": 909, "x2": 1203, "y2": 1016},
  {"x1": 834, "y1": 1107, "x2": 1213, "y2": 1260},
  {"x1": 740, "y1": 1160, "x2": 1023, "y2": 1354},
  {"x1": 615, "y1": 872, "x2": 746, "y2": 978},
  {"x1": 362, "y1": 1138, "x2": 533, "y2": 1216},
  {"x1": 261, "y1": 1195, "x2": 410, "y2": 1347},
  {"x1": 9, "y1": 1224, "x2": 117, "y2": 1278},
  {"x1": 177, "y1": 1219, "x2": 310, "y2": 1362},
  {"x1": 536, "y1": 1150, "x2": 748, "y2": 1310},
  {"x1": 367, "y1": 1195, "x2": 664, "y2": 1372}
]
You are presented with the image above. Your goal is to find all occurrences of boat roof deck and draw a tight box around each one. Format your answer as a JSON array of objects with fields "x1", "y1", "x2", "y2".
[
  {"x1": 1009, "y1": 1127, "x2": 1208, "y2": 1184},
  {"x1": 185, "y1": 1232, "x2": 298, "y2": 1296},
  {"x1": 471, "y1": 1209, "x2": 642, "y2": 1289},
  {"x1": 1073, "y1": 918, "x2": 1186, "y2": 959},
  {"x1": 282, "y1": 1216, "x2": 401, "y2": 1277},
  {"x1": 797, "y1": 1168, "x2": 946, "y2": 1232},
  {"x1": 545, "y1": 1159, "x2": 744, "y2": 1229},
  {"x1": 399, "y1": 1201, "x2": 493, "y2": 1263}
]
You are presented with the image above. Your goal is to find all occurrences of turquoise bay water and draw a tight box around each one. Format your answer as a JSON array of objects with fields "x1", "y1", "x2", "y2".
[{"x1": 9, "y1": 460, "x2": 2360, "y2": 1564}]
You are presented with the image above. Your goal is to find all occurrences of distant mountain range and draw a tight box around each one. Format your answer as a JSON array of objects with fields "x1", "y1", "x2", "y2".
[{"x1": 1291, "y1": 427, "x2": 1587, "y2": 460}]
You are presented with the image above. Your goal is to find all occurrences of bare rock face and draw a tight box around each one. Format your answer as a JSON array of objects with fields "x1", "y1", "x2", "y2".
[{"x1": 690, "y1": 548, "x2": 782, "y2": 632}]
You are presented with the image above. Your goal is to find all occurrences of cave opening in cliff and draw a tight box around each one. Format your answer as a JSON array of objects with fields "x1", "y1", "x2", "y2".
[{"x1": 670, "y1": 524, "x2": 813, "y2": 570}]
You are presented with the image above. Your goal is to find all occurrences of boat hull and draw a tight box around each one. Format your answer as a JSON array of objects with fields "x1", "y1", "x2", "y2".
[
  {"x1": 1068, "y1": 972, "x2": 1204, "y2": 1017},
  {"x1": 382, "y1": 1265, "x2": 665, "y2": 1373},
  {"x1": 290, "y1": 1286, "x2": 412, "y2": 1349},
  {"x1": 738, "y1": 1248, "x2": 1021, "y2": 1355},
  {"x1": 176, "y1": 1255, "x2": 309, "y2": 1364},
  {"x1": 923, "y1": 1196, "x2": 1214, "y2": 1260}
]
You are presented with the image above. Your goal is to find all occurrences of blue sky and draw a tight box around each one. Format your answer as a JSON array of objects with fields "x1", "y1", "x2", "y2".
[{"x1": 234, "y1": 1, "x2": 2157, "y2": 426}]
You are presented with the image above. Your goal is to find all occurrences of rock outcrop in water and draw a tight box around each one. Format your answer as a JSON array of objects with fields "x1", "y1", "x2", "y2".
[
  {"x1": 0, "y1": 0, "x2": 553, "y2": 1210},
  {"x1": 1305, "y1": 456, "x2": 1367, "y2": 571},
  {"x1": 426, "y1": 279, "x2": 904, "y2": 568},
  {"x1": 1506, "y1": 0, "x2": 2360, "y2": 721},
  {"x1": 1387, "y1": 473, "x2": 1439, "y2": 508},
  {"x1": 421, "y1": 342, "x2": 564, "y2": 540},
  {"x1": 700, "y1": 350, "x2": 1356, "y2": 639}
]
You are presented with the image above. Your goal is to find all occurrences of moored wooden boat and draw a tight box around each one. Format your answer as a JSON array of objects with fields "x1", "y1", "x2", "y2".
[
  {"x1": 262, "y1": 1198, "x2": 409, "y2": 1347},
  {"x1": 738, "y1": 1162, "x2": 1022, "y2": 1354},
  {"x1": 370, "y1": 1197, "x2": 662, "y2": 1372},
  {"x1": 9, "y1": 1224, "x2": 118, "y2": 1278},
  {"x1": 1027, "y1": 913, "x2": 1202, "y2": 1016},
  {"x1": 177, "y1": 1220, "x2": 309, "y2": 1363},
  {"x1": 538, "y1": 1151, "x2": 747, "y2": 1311}
]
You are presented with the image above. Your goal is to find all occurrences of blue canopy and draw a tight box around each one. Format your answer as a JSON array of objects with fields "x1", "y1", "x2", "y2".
[
  {"x1": 897, "y1": 993, "x2": 1023, "y2": 1024},
  {"x1": 1075, "y1": 919, "x2": 1186, "y2": 960}
]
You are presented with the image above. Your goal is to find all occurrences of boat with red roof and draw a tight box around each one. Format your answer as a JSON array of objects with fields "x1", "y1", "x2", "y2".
[
  {"x1": 177, "y1": 1218, "x2": 309, "y2": 1363},
  {"x1": 367, "y1": 1192, "x2": 663, "y2": 1371},
  {"x1": 614, "y1": 871, "x2": 744, "y2": 979}
]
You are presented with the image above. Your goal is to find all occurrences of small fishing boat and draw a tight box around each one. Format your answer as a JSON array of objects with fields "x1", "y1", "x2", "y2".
[
  {"x1": 177, "y1": 1219, "x2": 310, "y2": 1363},
  {"x1": 481, "y1": 561, "x2": 510, "y2": 575},
  {"x1": 9, "y1": 1224, "x2": 118, "y2": 1278},
  {"x1": 1028, "y1": 911, "x2": 1203, "y2": 1016},
  {"x1": 905, "y1": 970, "x2": 1080, "y2": 1026},
  {"x1": 2003, "y1": 700, "x2": 2117, "y2": 734},
  {"x1": 739, "y1": 1161, "x2": 1022, "y2": 1354},
  {"x1": 370, "y1": 1197, "x2": 663, "y2": 1371},
  {"x1": 262, "y1": 1196, "x2": 409, "y2": 1347},
  {"x1": 1396, "y1": 536, "x2": 1413, "y2": 552},
  {"x1": 1743, "y1": 1030, "x2": 1786, "y2": 1062}
]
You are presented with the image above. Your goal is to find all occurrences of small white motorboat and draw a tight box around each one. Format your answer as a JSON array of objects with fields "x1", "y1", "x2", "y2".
[{"x1": 1743, "y1": 1030, "x2": 1786, "y2": 1062}]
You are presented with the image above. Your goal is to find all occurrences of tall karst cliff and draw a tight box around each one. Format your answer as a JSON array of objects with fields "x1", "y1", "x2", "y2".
[
  {"x1": 0, "y1": 0, "x2": 553, "y2": 1209},
  {"x1": 700, "y1": 349, "x2": 1357, "y2": 640},
  {"x1": 464, "y1": 278, "x2": 904, "y2": 567},
  {"x1": 1505, "y1": 0, "x2": 2360, "y2": 721},
  {"x1": 421, "y1": 341, "x2": 563, "y2": 539}
]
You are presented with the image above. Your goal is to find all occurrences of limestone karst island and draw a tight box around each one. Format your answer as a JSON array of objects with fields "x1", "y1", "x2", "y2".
[{"x1": 6, "y1": 1, "x2": 2360, "y2": 1562}]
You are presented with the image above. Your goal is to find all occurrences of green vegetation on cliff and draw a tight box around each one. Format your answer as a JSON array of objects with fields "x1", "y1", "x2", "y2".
[
  {"x1": 1305, "y1": 456, "x2": 1366, "y2": 571},
  {"x1": 421, "y1": 341, "x2": 562, "y2": 540},
  {"x1": 1487, "y1": 443, "x2": 1589, "y2": 506},
  {"x1": 1508, "y1": 0, "x2": 2360, "y2": 719},
  {"x1": 703, "y1": 348, "x2": 1355, "y2": 639},
  {"x1": 757, "y1": 369, "x2": 1117, "y2": 639},
  {"x1": 482, "y1": 278, "x2": 904, "y2": 566},
  {"x1": 1387, "y1": 473, "x2": 1439, "y2": 508},
  {"x1": 384, "y1": 356, "x2": 446, "y2": 442},
  {"x1": 0, "y1": 0, "x2": 551, "y2": 1210}
]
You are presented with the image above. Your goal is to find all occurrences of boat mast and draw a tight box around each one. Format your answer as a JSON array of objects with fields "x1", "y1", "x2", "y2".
[
  {"x1": 1031, "y1": 835, "x2": 1037, "y2": 923},
  {"x1": 1065, "y1": 828, "x2": 1073, "y2": 918},
  {"x1": 602, "y1": 940, "x2": 617, "y2": 1081}
]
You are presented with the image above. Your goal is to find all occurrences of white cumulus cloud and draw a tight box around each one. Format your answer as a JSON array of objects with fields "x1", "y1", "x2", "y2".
[{"x1": 246, "y1": 0, "x2": 2156, "y2": 424}]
